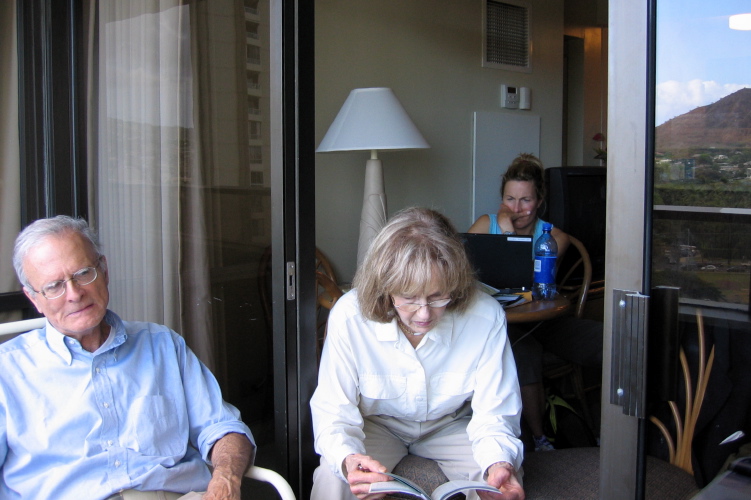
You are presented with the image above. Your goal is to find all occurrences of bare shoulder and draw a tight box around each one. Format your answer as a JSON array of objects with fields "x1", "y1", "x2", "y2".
[
  {"x1": 551, "y1": 227, "x2": 571, "y2": 257},
  {"x1": 468, "y1": 214, "x2": 491, "y2": 233},
  {"x1": 551, "y1": 227, "x2": 570, "y2": 244}
]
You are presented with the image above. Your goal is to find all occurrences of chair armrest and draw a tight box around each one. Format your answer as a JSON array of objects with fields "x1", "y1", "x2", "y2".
[
  {"x1": 0, "y1": 318, "x2": 46, "y2": 339},
  {"x1": 244, "y1": 465, "x2": 296, "y2": 500}
]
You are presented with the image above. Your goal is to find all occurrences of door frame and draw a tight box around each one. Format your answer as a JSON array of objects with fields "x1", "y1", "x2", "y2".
[
  {"x1": 273, "y1": 0, "x2": 317, "y2": 495},
  {"x1": 599, "y1": 0, "x2": 655, "y2": 497}
]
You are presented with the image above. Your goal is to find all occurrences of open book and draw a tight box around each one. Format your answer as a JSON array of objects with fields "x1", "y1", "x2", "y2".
[
  {"x1": 368, "y1": 472, "x2": 501, "y2": 499},
  {"x1": 478, "y1": 282, "x2": 532, "y2": 309},
  {"x1": 497, "y1": 291, "x2": 532, "y2": 309}
]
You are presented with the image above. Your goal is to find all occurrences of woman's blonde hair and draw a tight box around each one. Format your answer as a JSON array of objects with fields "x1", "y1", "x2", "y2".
[{"x1": 353, "y1": 207, "x2": 477, "y2": 323}]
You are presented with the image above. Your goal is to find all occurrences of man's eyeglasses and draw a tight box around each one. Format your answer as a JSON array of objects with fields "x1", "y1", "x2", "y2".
[
  {"x1": 31, "y1": 265, "x2": 100, "y2": 300},
  {"x1": 392, "y1": 298, "x2": 452, "y2": 313}
]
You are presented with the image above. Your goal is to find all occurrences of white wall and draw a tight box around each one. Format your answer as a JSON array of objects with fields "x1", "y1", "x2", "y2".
[{"x1": 315, "y1": 0, "x2": 565, "y2": 281}]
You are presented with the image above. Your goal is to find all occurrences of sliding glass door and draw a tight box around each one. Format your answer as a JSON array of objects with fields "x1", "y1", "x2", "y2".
[
  {"x1": 10, "y1": 0, "x2": 316, "y2": 496},
  {"x1": 602, "y1": 1, "x2": 750, "y2": 497},
  {"x1": 648, "y1": 0, "x2": 751, "y2": 489}
]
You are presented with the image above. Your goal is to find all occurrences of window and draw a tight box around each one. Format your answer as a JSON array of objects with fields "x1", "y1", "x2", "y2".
[
  {"x1": 250, "y1": 170, "x2": 264, "y2": 186},
  {"x1": 249, "y1": 145, "x2": 263, "y2": 163},
  {"x1": 652, "y1": 1, "x2": 751, "y2": 310},
  {"x1": 248, "y1": 96, "x2": 261, "y2": 115},
  {"x1": 247, "y1": 44, "x2": 261, "y2": 65},
  {"x1": 249, "y1": 120, "x2": 262, "y2": 139}
]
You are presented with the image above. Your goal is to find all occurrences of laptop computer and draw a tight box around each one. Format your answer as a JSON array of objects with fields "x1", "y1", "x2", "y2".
[{"x1": 458, "y1": 233, "x2": 534, "y2": 292}]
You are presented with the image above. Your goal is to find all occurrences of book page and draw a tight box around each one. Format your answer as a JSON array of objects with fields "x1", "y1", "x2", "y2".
[
  {"x1": 478, "y1": 282, "x2": 501, "y2": 295},
  {"x1": 431, "y1": 479, "x2": 502, "y2": 499},
  {"x1": 502, "y1": 291, "x2": 532, "y2": 308},
  {"x1": 368, "y1": 479, "x2": 429, "y2": 500}
]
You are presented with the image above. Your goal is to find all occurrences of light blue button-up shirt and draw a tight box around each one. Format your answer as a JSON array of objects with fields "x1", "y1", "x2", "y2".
[{"x1": 0, "y1": 310, "x2": 254, "y2": 499}]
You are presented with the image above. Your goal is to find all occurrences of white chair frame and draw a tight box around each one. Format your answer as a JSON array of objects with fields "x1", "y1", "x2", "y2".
[
  {"x1": 0, "y1": 317, "x2": 45, "y2": 339},
  {"x1": 245, "y1": 465, "x2": 296, "y2": 499}
]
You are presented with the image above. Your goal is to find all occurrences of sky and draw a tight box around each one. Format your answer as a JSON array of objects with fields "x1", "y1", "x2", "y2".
[{"x1": 656, "y1": 0, "x2": 751, "y2": 125}]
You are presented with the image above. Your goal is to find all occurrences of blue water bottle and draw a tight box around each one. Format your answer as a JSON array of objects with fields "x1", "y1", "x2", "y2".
[{"x1": 532, "y1": 223, "x2": 557, "y2": 300}]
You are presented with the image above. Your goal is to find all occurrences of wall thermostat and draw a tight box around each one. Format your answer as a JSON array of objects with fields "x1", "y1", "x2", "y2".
[{"x1": 501, "y1": 84, "x2": 519, "y2": 109}]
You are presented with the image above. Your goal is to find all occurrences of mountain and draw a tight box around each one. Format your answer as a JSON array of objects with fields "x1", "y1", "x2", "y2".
[{"x1": 655, "y1": 88, "x2": 751, "y2": 151}]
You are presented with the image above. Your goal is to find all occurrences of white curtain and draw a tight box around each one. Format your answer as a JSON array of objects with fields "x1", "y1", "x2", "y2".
[
  {"x1": 0, "y1": 0, "x2": 21, "y2": 322},
  {"x1": 88, "y1": 0, "x2": 215, "y2": 367}
]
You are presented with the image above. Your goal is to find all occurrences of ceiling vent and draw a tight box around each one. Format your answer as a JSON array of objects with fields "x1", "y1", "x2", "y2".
[{"x1": 483, "y1": 0, "x2": 532, "y2": 72}]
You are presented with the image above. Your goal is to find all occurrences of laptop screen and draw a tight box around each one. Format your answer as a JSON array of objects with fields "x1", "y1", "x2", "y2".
[{"x1": 458, "y1": 233, "x2": 534, "y2": 292}]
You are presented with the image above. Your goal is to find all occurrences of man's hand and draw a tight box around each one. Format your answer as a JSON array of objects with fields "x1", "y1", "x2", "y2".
[
  {"x1": 204, "y1": 433, "x2": 254, "y2": 500},
  {"x1": 342, "y1": 453, "x2": 392, "y2": 500},
  {"x1": 480, "y1": 462, "x2": 525, "y2": 500}
]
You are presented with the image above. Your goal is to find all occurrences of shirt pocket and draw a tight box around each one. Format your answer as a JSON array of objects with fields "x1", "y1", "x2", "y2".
[
  {"x1": 429, "y1": 372, "x2": 475, "y2": 412},
  {"x1": 358, "y1": 374, "x2": 407, "y2": 415},
  {"x1": 129, "y1": 395, "x2": 185, "y2": 457}
]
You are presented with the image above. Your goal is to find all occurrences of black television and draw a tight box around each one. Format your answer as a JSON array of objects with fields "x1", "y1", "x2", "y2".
[{"x1": 543, "y1": 166, "x2": 607, "y2": 286}]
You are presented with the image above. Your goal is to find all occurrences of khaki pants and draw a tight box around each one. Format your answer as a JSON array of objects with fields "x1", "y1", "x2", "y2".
[{"x1": 311, "y1": 405, "x2": 488, "y2": 500}]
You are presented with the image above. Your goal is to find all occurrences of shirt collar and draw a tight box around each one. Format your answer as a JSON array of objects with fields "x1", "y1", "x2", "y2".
[
  {"x1": 44, "y1": 310, "x2": 127, "y2": 363},
  {"x1": 372, "y1": 312, "x2": 455, "y2": 347},
  {"x1": 45, "y1": 321, "x2": 74, "y2": 364},
  {"x1": 425, "y1": 313, "x2": 454, "y2": 347}
]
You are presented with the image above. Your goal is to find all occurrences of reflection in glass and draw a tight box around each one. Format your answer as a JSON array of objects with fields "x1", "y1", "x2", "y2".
[
  {"x1": 650, "y1": 1, "x2": 751, "y2": 487},
  {"x1": 654, "y1": 0, "x2": 751, "y2": 309},
  {"x1": 652, "y1": 217, "x2": 750, "y2": 306},
  {"x1": 89, "y1": 0, "x2": 279, "y2": 471}
]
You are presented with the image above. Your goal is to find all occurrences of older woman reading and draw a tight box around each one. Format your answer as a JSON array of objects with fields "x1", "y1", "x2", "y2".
[{"x1": 310, "y1": 207, "x2": 525, "y2": 500}]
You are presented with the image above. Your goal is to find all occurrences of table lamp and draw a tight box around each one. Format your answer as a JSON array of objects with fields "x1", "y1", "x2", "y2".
[{"x1": 317, "y1": 88, "x2": 430, "y2": 265}]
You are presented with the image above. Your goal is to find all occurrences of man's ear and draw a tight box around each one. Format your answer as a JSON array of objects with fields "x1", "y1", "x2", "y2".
[{"x1": 23, "y1": 287, "x2": 44, "y2": 314}]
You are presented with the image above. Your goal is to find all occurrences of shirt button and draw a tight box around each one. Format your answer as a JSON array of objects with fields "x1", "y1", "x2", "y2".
[
  {"x1": 107, "y1": 440, "x2": 113, "y2": 446},
  {"x1": 103, "y1": 402, "x2": 110, "y2": 408},
  {"x1": 114, "y1": 460, "x2": 121, "y2": 467},
  {"x1": 96, "y1": 367, "x2": 101, "y2": 373}
]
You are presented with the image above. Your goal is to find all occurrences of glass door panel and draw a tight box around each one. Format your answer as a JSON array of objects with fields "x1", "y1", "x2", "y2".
[
  {"x1": 651, "y1": 0, "x2": 751, "y2": 487},
  {"x1": 90, "y1": 0, "x2": 289, "y2": 479}
]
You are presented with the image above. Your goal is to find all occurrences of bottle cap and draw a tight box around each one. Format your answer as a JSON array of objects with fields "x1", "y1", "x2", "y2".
[{"x1": 543, "y1": 222, "x2": 553, "y2": 231}]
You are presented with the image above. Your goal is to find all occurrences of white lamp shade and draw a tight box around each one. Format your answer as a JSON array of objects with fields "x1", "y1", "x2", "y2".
[{"x1": 317, "y1": 88, "x2": 430, "y2": 152}]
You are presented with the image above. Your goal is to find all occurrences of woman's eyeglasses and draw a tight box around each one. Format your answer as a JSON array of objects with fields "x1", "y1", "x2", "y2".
[{"x1": 392, "y1": 298, "x2": 452, "y2": 313}]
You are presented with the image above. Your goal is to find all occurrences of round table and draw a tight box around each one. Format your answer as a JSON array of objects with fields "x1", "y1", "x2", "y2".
[{"x1": 504, "y1": 295, "x2": 572, "y2": 323}]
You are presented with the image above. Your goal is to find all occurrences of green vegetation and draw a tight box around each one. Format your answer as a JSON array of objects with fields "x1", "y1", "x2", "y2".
[
  {"x1": 654, "y1": 147, "x2": 751, "y2": 208},
  {"x1": 652, "y1": 269, "x2": 725, "y2": 301},
  {"x1": 654, "y1": 185, "x2": 751, "y2": 209},
  {"x1": 651, "y1": 268, "x2": 749, "y2": 304}
]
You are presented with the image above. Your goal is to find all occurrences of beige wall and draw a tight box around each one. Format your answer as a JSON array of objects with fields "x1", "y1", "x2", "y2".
[
  {"x1": 0, "y1": 0, "x2": 21, "y2": 315},
  {"x1": 315, "y1": 0, "x2": 566, "y2": 281}
]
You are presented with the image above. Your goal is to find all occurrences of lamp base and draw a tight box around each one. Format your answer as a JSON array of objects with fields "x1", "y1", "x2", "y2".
[{"x1": 357, "y1": 158, "x2": 387, "y2": 266}]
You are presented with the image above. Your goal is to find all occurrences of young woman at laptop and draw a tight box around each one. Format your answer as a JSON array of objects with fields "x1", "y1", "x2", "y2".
[
  {"x1": 468, "y1": 153, "x2": 602, "y2": 453},
  {"x1": 468, "y1": 153, "x2": 569, "y2": 257}
]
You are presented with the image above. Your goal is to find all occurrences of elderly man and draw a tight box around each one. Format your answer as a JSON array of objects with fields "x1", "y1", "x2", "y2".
[{"x1": 0, "y1": 216, "x2": 255, "y2": 500}]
